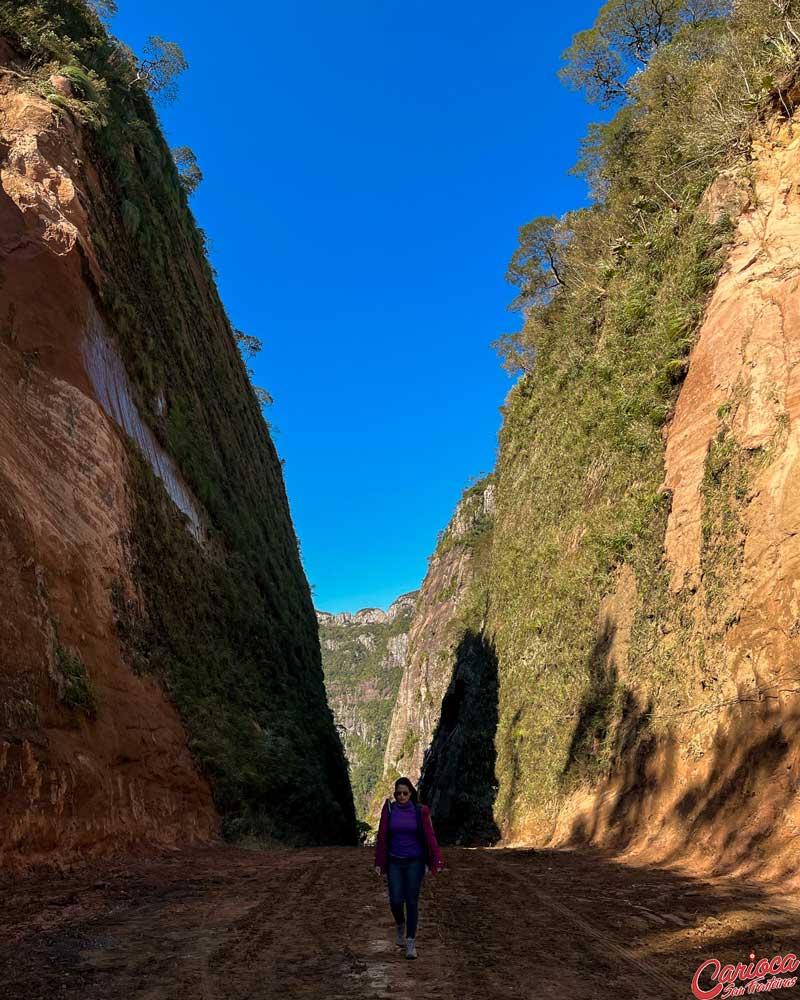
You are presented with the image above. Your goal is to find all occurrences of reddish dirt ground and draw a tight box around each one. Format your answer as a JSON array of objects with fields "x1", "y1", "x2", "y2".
[{"x1": 2, "y1": 846, "x2": 799, "y2": 1000}]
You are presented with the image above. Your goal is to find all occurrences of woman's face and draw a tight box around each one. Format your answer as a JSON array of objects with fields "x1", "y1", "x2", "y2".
[{"x1": 394, "y1": 784, "x2": 412, "y2": 804}]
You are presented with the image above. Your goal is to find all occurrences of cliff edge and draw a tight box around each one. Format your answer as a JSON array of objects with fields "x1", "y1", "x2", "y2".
[{"x1": 0, "y1": 5, "x2": 355, "y2": 862}]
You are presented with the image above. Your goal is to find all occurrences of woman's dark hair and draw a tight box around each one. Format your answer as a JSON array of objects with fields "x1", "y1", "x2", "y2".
[{"x1": 394, "y1": 777, "x2": 419, "y2": 804}]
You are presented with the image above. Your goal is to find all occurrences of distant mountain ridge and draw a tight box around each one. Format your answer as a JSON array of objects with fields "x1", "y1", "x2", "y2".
[
  {"x1": 318, "y1": 591, "x2": 418, "y2": 819},
  {"x1": 317, "y1": 592, "x2": 418, "y2": 629}
]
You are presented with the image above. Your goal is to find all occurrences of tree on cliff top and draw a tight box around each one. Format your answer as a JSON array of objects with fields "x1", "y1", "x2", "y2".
[
  {"x1": 560, "y1": 0, "x2": 731, "y2": 106},
  {"x1": 86, "y1": 0, "x2": 117, "y2": 19},
  {"x1": 504, "y1": 216, "x2": 571, "y2": 313},
  {"x1": 235, "y1": 330, "x2": 274, "y2": 411},
  {"x1": 132, "y1": 35, "x2": 187, "y2": 104},
  {"x1": 172, "y1": 146, "x2": 203, "y2": 195}
]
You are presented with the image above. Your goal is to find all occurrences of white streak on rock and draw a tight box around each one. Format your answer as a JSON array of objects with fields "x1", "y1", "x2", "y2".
[{"x1": 82, "y1": 304, "x2": 204, "y2": 541}]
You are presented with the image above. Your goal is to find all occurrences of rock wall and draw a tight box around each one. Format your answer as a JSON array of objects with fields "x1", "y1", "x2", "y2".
[
  {"x1": 458, "y1": 111, "x2": 800, "y2": 880},
  {"x1": 546, "y1": 114, "x2": 800, "y2": 877},
  {"x1": 0, "y1": 71, "x2": 218, "y2": 862},
  {"x1": 381, "y1": 481, "x2": 495, "y2": 805},
  {"x1": 0, "y1": 16, "x2": 355, "y2": 860}
]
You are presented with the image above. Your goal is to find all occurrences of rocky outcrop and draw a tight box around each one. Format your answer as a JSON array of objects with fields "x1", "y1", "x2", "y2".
[
  {"x1": 317, "y1": 592, "x2": 417, "y2": 629},
  {"x1": 550, "y1": 115, "x2": 800, "y2": 875},
  {"x1": 0, "y1": 15, "x2": 355, "y2": 863},
  {"x1": 381, "y1": 481, "x2": 495, "y2": 797},
  {"x1": 663, "y1": 122, "x2": 800, "y2": 593},
  {"x1": 318, "y1": 593, "x2": 417, "y2": 817}
]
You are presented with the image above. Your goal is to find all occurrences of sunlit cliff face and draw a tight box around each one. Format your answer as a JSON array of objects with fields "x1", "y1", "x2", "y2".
[
  {"x1": 530, "y1": 119, "x2": 800, "y2": 877},
  {"x1": 0, "y1": 75, "x2": 218, "y2": 863}
]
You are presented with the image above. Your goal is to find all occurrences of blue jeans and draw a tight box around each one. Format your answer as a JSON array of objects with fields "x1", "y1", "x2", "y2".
[{"x1": 387, "y1": 855, "x2": 425, "y2": 938}]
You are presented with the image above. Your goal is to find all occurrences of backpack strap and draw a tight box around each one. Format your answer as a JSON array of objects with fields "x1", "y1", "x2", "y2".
[{"x1": 415, "y1": 803, "x2": 429, "y2": 862}]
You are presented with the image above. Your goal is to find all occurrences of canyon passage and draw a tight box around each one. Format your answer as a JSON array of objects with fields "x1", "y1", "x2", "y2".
[{"x1": 6, "y1": 1, "x2": 800, "y2": 998}]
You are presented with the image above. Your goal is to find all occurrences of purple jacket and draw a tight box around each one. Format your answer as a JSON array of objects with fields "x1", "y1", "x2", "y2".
[{"x1": 374, "y1": 800, "x2": 444, "y2": 875}]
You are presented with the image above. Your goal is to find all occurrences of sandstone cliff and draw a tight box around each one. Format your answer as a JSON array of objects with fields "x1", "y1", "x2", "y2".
[
  {"x1": 0, "y1": 6, "x2": 355, "y2": 862},
  {"x1": 378, "y1": 479, "x2": 495, "y2": 824},
  {"x1": 544, "y1": 113, "x2": 800, "y2": 876},
  {"x1": 415, "y1": 13, "x2": 800, "y2": 877},
  {"x1": 419, "y1": 109, "x2": 800, "y2": 877},
  {"x1": 318, "y1": 592, "x2": 416, "y2": 818}
]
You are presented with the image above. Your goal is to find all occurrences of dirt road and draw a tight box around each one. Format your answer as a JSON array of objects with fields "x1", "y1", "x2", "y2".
[{"x1": 2, "y1": 846, "x2": 799, "y2": 999}]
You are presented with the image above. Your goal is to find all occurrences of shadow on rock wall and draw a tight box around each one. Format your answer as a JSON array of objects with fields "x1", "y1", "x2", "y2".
[
  {"x1": 565, "y1": 621, "x2": 647, "y2": 776},
  {"x1": 419, "y1": 630, "x2": 501, "y2": 846},
  {"x1": 663, "y1": 704, "x2": 800, "y2": 879},
  {"x1": 563, "y1": 623, "x2": 800, "y2": 879},
  {"x1": 562, "y1": 618, "x2": 664, "y2": 848}
]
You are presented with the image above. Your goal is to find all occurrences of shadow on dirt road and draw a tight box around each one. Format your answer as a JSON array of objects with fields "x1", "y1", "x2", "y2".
[{"x1": 2, "y1": 846, "x2": 799, "y2": 999}]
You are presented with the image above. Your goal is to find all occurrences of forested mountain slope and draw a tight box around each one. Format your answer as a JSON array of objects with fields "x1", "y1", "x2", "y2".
[{"x1": 318, "y1": 593, "x2": 417, "y2": 820}]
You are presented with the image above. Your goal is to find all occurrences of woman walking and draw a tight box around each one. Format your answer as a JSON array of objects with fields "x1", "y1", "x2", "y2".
[{"x1": 374, "y1": 777, "x2": 444, "y2": 960}]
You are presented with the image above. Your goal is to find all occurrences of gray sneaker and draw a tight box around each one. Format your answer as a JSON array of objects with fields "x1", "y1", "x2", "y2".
[
  {"x1": 395, "y1": 924, "x2": 405, "y2": 947},
  {"x1": 405, "y1": 937, "x2": 417, "y2": 960}
]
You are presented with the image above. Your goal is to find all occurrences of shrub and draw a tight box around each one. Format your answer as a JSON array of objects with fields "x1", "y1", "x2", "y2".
[{"x1": 55, "y1": 642, "x2": 97, "y2": 719}]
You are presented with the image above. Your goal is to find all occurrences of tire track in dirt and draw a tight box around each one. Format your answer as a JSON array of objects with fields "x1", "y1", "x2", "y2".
[
  {"x1": 427, "y1": 850, "x2": 603, "y2": 1000},
  {"x1": 533, "y1": 890, "x2": 677, "y2": 996},
  {"x1": 210, "y1": 862, "x2": 322, "y2": 986},
  {"x1": 489, "y1": 853, "x2": 675, "y2": 1000},
  {"x1": 208, "y1": 861, "x2": 331, "y2": 999},
  {"x1": 206, "y1": 852, "x2": 412, "y2": 1000},
  {"x1": 492, "y1": 851, "x2": 686, "y2": 1000},
  {"x1": 137, "y1": 954, "x2": 214, "y2": 1000},
  {"x1": 428, "y1": 849, "x2": 720, "y2": 999},
  {"x1": 3, "y1": 846, "x2": 799, "y2": 1000}
]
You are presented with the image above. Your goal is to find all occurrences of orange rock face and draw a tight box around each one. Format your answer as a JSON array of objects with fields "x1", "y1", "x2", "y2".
[
  {"x1": 547, "y1": 117, "x2": 800, "y2": 879},
  {"x1": 0, "y1": 72, "x2": 217, "y2": 864},
  {"x1": 664, "y1": 121, "x2": 800, "y2": 594}
]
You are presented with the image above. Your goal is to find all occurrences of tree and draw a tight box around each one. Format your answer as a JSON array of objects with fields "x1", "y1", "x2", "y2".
[
  {"x1": 86, "y1": 0, "x2": 118, "y2": 20},
  {"x1": 492, "y1": 331, "x2": 537, "y2": 376},
  {"x1": 235, "y1": 329, "x2": 263, "y2": 360},
  {"x1": 234, "y1": 330, "x2": 273, "y2": 410},
  {"x1": 172, "y1": 146, "x2": 203, "y2": 196},
  {"x1": 133, "y1": 36, "x2": 188, "y2": 104},
  {"x1": 505, "y1": 216, "x2": 571, "y2": 313},
  {"x1": 253, "y1": 386, "x2": 274, "y2": 409},
  {"x1": 559, "y1": 0, "x2": 730, "y2": 106}
]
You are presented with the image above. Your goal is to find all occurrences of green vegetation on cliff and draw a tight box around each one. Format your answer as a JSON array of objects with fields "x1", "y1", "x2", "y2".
[
  {"x1": 419, "y1": 478, "x2": 500, "y2": 845},
  {"x1": 1, "y1": 0, "x2": 356, "y2": 845},
  {"x1": 319, "y1": 598, "x2": 416, "y2": 820},
  {"x1": 54, "y1": 641, "x2": 98, "y2": 720},
  {"x1": 484, "y1": 0, "x2": 800, "y2": 837}
]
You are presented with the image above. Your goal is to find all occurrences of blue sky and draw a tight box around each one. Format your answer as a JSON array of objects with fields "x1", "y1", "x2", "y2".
[{"x1": 112, "y1": 0, "x2": 602, "y2": 613}]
